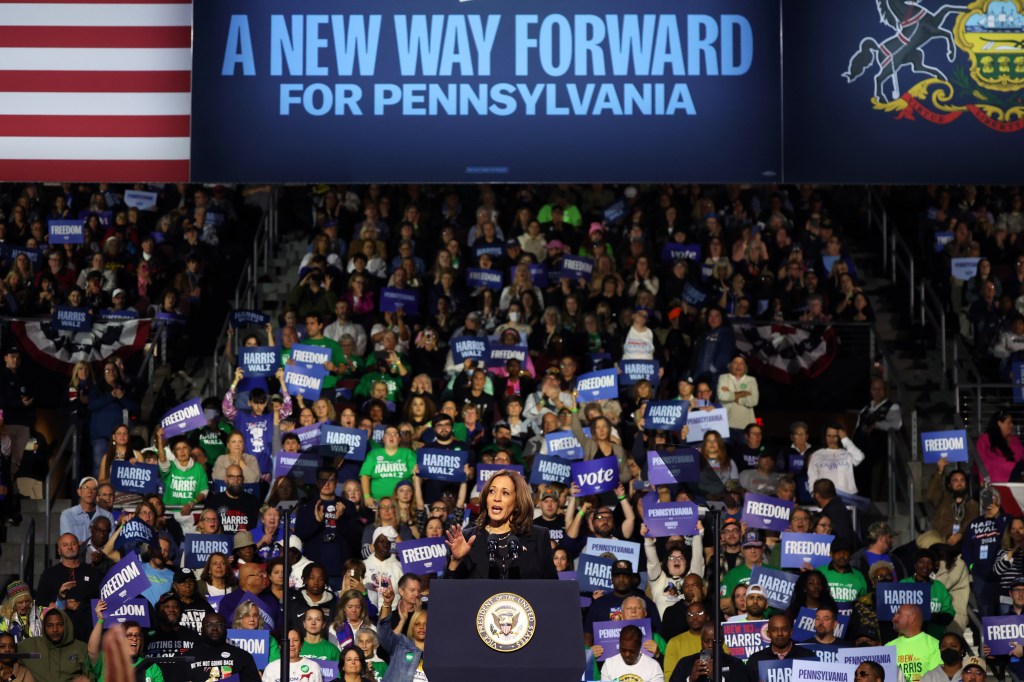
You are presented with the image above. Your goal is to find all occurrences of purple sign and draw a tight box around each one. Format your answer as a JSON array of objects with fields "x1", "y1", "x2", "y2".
[
  {"x1": 379, "y1": 287, "x2": 420, "y2": 313},
  {"x1": 284, "y1": 364, "x2": 326, "y2": 399},
  {"x1": 318, "y1": 662, "x2": 339, "y2": 680},
  {"x1": 529, "y1": 456, "x2": 573, "y2": 486},
  {"x1": 272, "y1": 449, "x2": 321, "y2": 485},
  {"x1": 575, "y1": 369, "x2": 619, "y2": 401},
  {"x1": 239, "y1": 346, "x2": 278, "y2": 378},
  {"x1": 576, "y1": 554, "x2": 614, "y2": 592},
  {"x1": 571, "y1": 457, "x2": 618, "y2": 496},
  {"x1": 592, "y1": 619, "x2": 654, "y2": 661},
  {"x1": 416, "y1": 448, "x2": 468, "y2": 483},
  {"x1": 90, "y1": 598, "x2": 151, "y2": 628},
  {"x1": 619, "y1": 359, "x2": 660, "y2": 387},
  {"x1": 742, "y1": 493, "x2": 794, "y2": 532},
  {"x1": 982, "y1": 616, "x2": 1024, "y2": 656},
  {"x1": 226, "y1": 629, "x2": 270, "y2": 669},
  {"x1": 466, "y1": 267, "x2": 504, "y2": 290},
  {"x1": 450, "y1": 336, "x2": 489, "y2": 363},
  {"x1": 646, "y1": 448, "x2": 701, "y2": 485},
  {"x1": 183, "y1": 534, "x2": 233, "y2": 569},
  {"x1": 48, "y1": 218, "x2": 85, "y2": 244},
  {"x1": 474, "y1": 464, "x2": 525, "y2": 496},
  {"x1": 396, "y1": 537, "x2": 448, "y2": 576},
  {"x1": 160, "y1": 397, "x2": 205, "y2": 438},
  {"x1": 289, "y1": 423, "x2": 321, "y2": 451},
  {"x1": 875, "y1": 582, "x2": 930, "y2": 621},
  {"x1": 545, "y1": 430, "x2": 584, "y2": 460},
  {"x1": 100, "y1": 552, "x2": 152, "y2": 616},
  {"x1": 320, "y1": 425, "x2": 368, "y2": 462},
  {"x1": 110, "y1": 462, "x2": 160, "y2": 496},
  {"x1": 793, "y1": 606, "x2": 849, "y2": 642},
  {"x1": 749, "y1": 566, "x2": 798, "y2": 610},
  {"x1": 661, "y1": 243, "x2": 701, "y2": 263},
  {"x1": 778, "y1": 533, "x2": 834, "y2": 569},
  {"x1": 643, "y1": 401, "x2": 688, "y2": 431},
  {"x1": 643, "y1": 501, "x2": 699, "y2": 537},
  {"x1": 558, "y1": 254, "x2": 594, "y2": 281},
  {"x1": 289, "y1": 343, "x2": 331, "y2": 369}
]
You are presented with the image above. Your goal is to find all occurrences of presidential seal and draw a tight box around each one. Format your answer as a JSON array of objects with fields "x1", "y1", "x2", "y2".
[{"x1": 475, "y1": 592, "x2": 537, "y2": 652}]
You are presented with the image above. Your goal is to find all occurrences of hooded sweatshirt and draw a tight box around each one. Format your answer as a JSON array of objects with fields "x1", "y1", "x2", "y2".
[{"x1": 17, "y1": 609, "x2": 90, "y2": 682}]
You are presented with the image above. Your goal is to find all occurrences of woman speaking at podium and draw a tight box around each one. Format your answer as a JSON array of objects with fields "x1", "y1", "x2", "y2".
[{"x1": 444, "y1": 470, "x2": 557, "y2": 579}]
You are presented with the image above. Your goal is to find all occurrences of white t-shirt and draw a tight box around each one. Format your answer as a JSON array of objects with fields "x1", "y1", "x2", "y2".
[
  {"x1": 622, "y1": 327, "x2": 655, "y2": 360},
  {"x1": 261, "y1": 657, "x2": 324, "y2": 682},
  {"x1": 600, "y1": 652, "x2": 665, "y2": 682}
]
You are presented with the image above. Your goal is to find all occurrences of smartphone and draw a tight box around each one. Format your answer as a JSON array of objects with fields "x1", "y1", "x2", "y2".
[{"x1": 348, "y1": 569, "x2": 356, "y2": 577}]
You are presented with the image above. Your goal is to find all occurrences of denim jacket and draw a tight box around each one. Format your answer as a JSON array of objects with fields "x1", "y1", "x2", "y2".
[{"x1": 377, "y1": 615, "x2": 423, "y2": 682}]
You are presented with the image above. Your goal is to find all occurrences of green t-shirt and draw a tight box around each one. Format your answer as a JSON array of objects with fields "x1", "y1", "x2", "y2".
[
  {"x1": 360, "y1": 447, "x2": 417, "y2": 499},
  {"x1": 720, "y1": 563, "x2": 754, "y2": 598},
  {"x1": 301, "y1": 638, "x2": 341, "y2": 661},
  {"x1": 305, "y1": 336, "x2": 345, "y2": 389},
  {"x1": 161, "y1": 460, "x2": 209, "y2": 507},
  {"x1": 819, "y1": 566, "x2": 869, "y2": 603},
  {"x1": 92, "y1": 655, "x2": 165, "y2": 682},
  {"x1": 887, "y1": 631, "x2": 941, "y2": 682},
  {"x1": 193, "y1": 422, "x2": 230, "y2": 468},
  {"x1": 899, "y1": 577, "x2": 954, "y2": 639},
  {"x1": 354, "y1": 372, "x2": 403, "y2": 401}
]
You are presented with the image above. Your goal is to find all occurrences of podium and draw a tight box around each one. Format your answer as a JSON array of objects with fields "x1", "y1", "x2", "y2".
[{"x1": 426, "y1": 579, "x2": 585, "y2": 682}]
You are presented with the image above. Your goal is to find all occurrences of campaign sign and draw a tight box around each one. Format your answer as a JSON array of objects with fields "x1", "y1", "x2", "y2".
[
  {"x1": 685, "y1": 407, "x2": 731, "y2": 442},
  {"x1": 836, "y1": 491, "x2": 872, "y2": 512},
  {"x1": 113, "y1": 519, "x2": 156, "y2": 552},
  {"x1": 100, "y1": 552, "x2": 151, "y2": 616},
  {"x1": 723, "y1": 620, "x2": 770, "y2": 660},
  {"x1": 643, "y1": 401, "x2": 688, "y2": 431},
  {"x1": 583, "y1": 537, "x2": 641, "y2": 572},
  {"x1": 379, "y1": 287, "x2": 420, "y2": 313},
  {"x1": 272, "y1": 449, "x2": 321, "y2": 485},
  {"x1": 791, "y1": 660, "x2": 855, "y2": 682},
  {"x1": 53, "y1": 306, "x2": 92, "y2": 332},
  {"x1": 661, "y1": 243, "x2": 701, "y2": 263},
  {"x1": 183, "y1": 534, "x2": 233, "y2": 569},
  {"x1": 759, "y1": 659, "x2": 794, "y2": 682},
  {"x1": 546, "y1": 430, "x2": 584, "y2": 460},
  {"x1": 227, "y1": 629, "x2": 270, "y2": 669},
  {"x1": 156, "y1": 311, "x2": 185, "y2": 325},
  {"x1": 647, "y1": 448, "x2": 702, "y2": 485},
  {"x1": 450, "y1": 336, "x2": 489, "y2": 364},
  {"x1": 681, "y1": 282, "x2": 709, "y2": 307},
  {"x1": 98, "y1": 309, "x2": 139, "y2": 322},
  {"x1": 289, "y1": 343, "x2": 331, "y2": 369},
  {"x1": 47, "y1": 219, "x2": 85, "y2": 244},
  {"x1": 318, "y1": 662, "x2": 339, "y2": 680},
  {"x1": 951, "y1": 258, "x2": 981, "y2": 282},
  {"x1": 743, "y1": 493, "x2": 794, "y2": 532},
  {"x1": 571, "y1": 457, "x2": 618, "y2": 496},
  {"x1": 467, "y1": 267, "x2": 504, "y2": 290},
  {"x1": 920, "y1": 429, "x2": 969, "y2": 464},
  {"x1": 778, "y1": 533, "x2": 835, "y2": 569},
  {"x1": 239, "y1": 346, "x2": 279, "y2": 378},
  {"x1": 320, "y1": 424, "x2": 368, "y2": 462},
  {"x1": 160, "y1": 397, "x2": 206, "y2": 438},
  {"x1": 982, "y1": 616, "x2": 1024, "y2": 656},
  {"x1": 110, "y1": 462, "x2": 161, "y2": 496},
  {"x1": 396, "y1": 536, "x2": 448, "y2": 576},
  {"x1": 875, "y1": 582, "x2": 930, "y2": 621},
  {"x1": 619, "y1": 359, "x2": 660, "y2": 387},
  {"x1": 576, "y1": 554, "x2": 614, "y2": 592},
  {"x1": 230, "y1": 309, "x2": 270, "y2": 328},
  {"x1": 643, "y1": 501, "x2": 699, "y2": 536},
  {"x1": 749, "y1": 567, "x2": 798, "y2": 610},
  {"x1": 575, "y1": 369, "x2": 619, "y2": 401},
  {"x1": 1015, "y1": 362, "x2": 1024, "y2": 404},
  {"x1": 291, "y1": 423, "x2": 322, "y2": 451},
  {"x1": 416, "y1": 447, "x2": 468, "y2": 482},
  {"x1": 838, "y1": 646, "x2": 899, "y2": 682},
  {"x1": 558, "y1": 254, "x2": 595, "y2": 281},
  {"x1": 474, "y1": 463, "x2": 525, "y2": 496},
  {"x1": 124, "y1": 189, "x2": 159, "y2": 210},
  {"x1": 284, "y1": 364, "x2": 326, "y2": 399},
  {"x1": 592, "y1": 619, "x2": 654, "y2": 661},
  {"x1": 529, "y1": 455, "x2": 573, "y2": 486},
  {"x1": 486, "y1": 343, "x2": 528, "y2": 367},
  {"x1": 90, "y1": 598, "x2": 151, "y2": 628},
  {"x1": 934, "y1": 231, "x2": 954, "y2": 253},
  {"x1": 474, "y1": 242, "x2": 504, "y2": 260},
  {"x1": 792, "y1": 606, "x2": 849, "y2": 642}
]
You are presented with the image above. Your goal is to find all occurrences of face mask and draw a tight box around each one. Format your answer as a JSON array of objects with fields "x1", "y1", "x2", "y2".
[
  {"x1": 142, "y1": 251, "x2": 152, "y2": 261},
  {"x1": 509, "y1": 312, "x2": 520, "y2": 322},
  {"x1": 940, "y1": 649, "x2": 962, "y2": 666}
]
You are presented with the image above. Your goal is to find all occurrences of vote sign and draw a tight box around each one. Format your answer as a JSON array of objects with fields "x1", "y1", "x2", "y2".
[{"x1": 571, "y1": 457, "x2": 618, "y2": 496}]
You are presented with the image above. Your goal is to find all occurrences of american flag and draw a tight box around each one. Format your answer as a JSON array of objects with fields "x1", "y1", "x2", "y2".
[{"x1": 0, "y1": 0, "x2": 192, "y2": 182}]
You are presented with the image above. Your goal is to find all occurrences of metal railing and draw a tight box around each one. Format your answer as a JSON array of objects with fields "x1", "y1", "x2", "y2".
[
  {"x1": 866, "y1": 187, "x2": 889, "y2": 273},
  {"x1": 919, "y1": 280, "x2": 949, "y2": 385},
  {"x1": 44, "y1": 427, "x2": 78, "y2": 545},
  {"x1": 19, "y1": 518, "x2": 35, "y2": 585},
  {"x1": 890, "y1": 229, "x2": 916, "y2": 314},
  {"x1": 957, "y1": 382, "x2": 1022, "y2": 438}
]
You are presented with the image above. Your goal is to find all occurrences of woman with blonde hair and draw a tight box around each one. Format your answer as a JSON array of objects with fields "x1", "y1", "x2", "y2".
[
  {"x1": 0, "y1": 581, "x2": 42, "y2": 641},
  {"x1": 232, "y1": 598, "x2": 282, "y2": 660},
  {"x1": 330, "y1": 589, "x2": 375, "y2": 649}
]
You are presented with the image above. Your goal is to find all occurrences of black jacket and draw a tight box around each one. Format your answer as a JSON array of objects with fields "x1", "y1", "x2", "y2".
[
  {"x1": 745, "y1": 644, "x2": 816, "y2": 682},
  {"x1": 444, "y1": 525, "x2": 557, "y2": 579},
  {"x1": 673, "y1": 651, "x2": 748, "y2": 682}
]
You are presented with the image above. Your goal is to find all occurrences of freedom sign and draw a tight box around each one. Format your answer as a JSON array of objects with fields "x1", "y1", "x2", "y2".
[
  {"x1": 723, "y1": 620, "x2": 769, "y2": 660},
  {"x1": 227, "y1": 629, "x2": 270, "y2": 669},
  {"x1": 791, "y1": 660, "x2": 855, "y2": 682},
  {"x1": 592, "y1": 619, "x2": 654, "y2": 661},
  {"x1": 749, "y1": 567, "x2": 798, "y2": 610},
  {"x1": 575, "y1": 369, "x2": 618, "y2": 401},
  {"x1": 685, "y1": 407, "x2": 731, "y2": 442},
  {"x1": 273, "y1": 449, "x2": 321, "y2": 485},
  {"x1": 466, "y1": 267, "x2": 504, "y2": 290},
  {"x1": 379, "y1": 287, "x2": 420, "y2": 313},
  {"x1": 397, "y1": 536, "x2": 448, "y2": 576},
  {"x1": 951, "y1": 257, "x2": 981, "y2": 282},
  {"x1": 792, "y1": 606, "x2": 849, "y2": 642},
  {"x1": 920, "y1": 430, "x2": 968, "y2": 463},
  {"x1": 416, "y1": 448, "x2": 468, "y2": 482},
  {"x1": 875, "y1": 582, "x2": 930, "y2": 621},
  {"x1": 643, "y1": 401, "x2": 688, "y2": 431},
  {"x1": 619, "y1": 359, "x2": 660, "y2": 387},
  {"x1": 643, "y1": 501, "x2": 699, "y2": 536},
  {"x1": 289, "y1": 343, "x2": 331, "y2": 369},
  {"x1": 110, "y1": 462, "x2": 161, "y2": 496},
  {"x1": 160, "y1": 398, "x2": 206, "y2": 438},
  {"x1": 53, "y1": 307, "x2": 92, "y2": 332},
  {"x1": 486, "y1": 343, "x2": 528, "y2": 367},
  {"x1": 474, "y1": 463, "x2": 525, "y2": 496},
  {"x1": 239, "y1": 346, "x2": 279, "y2": 377},
  {"x1": 742, "y1": 493, "x2": 794, "y2": 532},
  {"x1": 981, "y1": 616, "x2": 1024, "y2": 656},
  {"x1": 559, "y1": 255, "x2": 594, "y2": 281},
  {"x1": 778, "y1": 532, "x2": 834, "y2": 569},
  {"x1": 124, "y1": 189, "x2": 159, "y2": 210},
  {"x1": 90, "y1": 598, "x2": 151, "y2": 628},
  {"x1": 100, "y1": 552, "x2": 152, "y2": 616},
  {"x1": 546, "y1": 430, "x2": 584, "y2": 460},
  {"x1": 450, "y1": 336, "x2": 489, "y2": 363},
  {"x1": 583, "y1": 537, "x2": 641, "y2": 572},
  {"x1": 647, "y1": 448, "x2": 701, "y2": 484},
  {"x1": 284, "y1": 364, "x2": 326, "y2": 398},
  {"x1": 838, "y1": 646, "x2": 899, "y2": 682},
  {"x1": 48, "y1": 219, "x2": 85, "y2": 244},
  {"x1": 571, "y1": 457, "x2": 618, "y2": 496},
  {"x1": 576, "y1": 554, "x2": 614, "y2": 592},
  {"x1": 529, "y1": 455, "x2": 573, "y2": 486},
  {"x1": 183, "y1": 534, "x2": 233, "y2": 569},
  {"x1": 320, "y1": 424, "x2": 368, "y2": 462}
]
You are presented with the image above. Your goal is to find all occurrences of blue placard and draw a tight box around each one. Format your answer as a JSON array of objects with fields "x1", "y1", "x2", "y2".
[
  {"x1": 474, "y1": 243, "x2": 504, "y2": 260},
  {"x1": 646, "y1": 448, "x2": 701, "y2": 484},
  {"x1": 723, "y1": 620, "x2": 770, "y2": 660},
  {"x1": 320, "y1": 424, "x2": 368, "y2": 462},
  {"x1": 379, "y1": 287, "x2": 420, "y2": 313},
  {"x1": 875, "y1": 582, "x2": 930, "y2": 622},
  {"x1": 836, "y1": 490, "x2": 872, "y2": 512},
  {"x1": 528, "y1": 455, "x2": 573, "y2": 486},
  {"x1": 9, "y1": 246, "x2": 40, "y2": 267},
  {"x1": 583, "y1": 537, "x2": 641, "y2": 572},
  {"x1": 289, "y1": 342, "x2": 331, "y2": 369},
  {"x1": 951, "y1": 257, "x2": 981, "y2": 282},
  {"x1": 230, "y1": 309, "x2": 270, "y2": 328},
  {"x1": 284, "y1": 364, "x2": 326, "y2": 398},
  {"x1": 792, "y1": 606, "x2": 849, "y2": 642},
  {"x1": 90, "y1": 598, "x2": 151, "y2": 628},
  {"x1": 821, "y1": 255, "x2": 840, "y2": 275},
  {"x1": 558, "y1": 255, "x2": 594, "y2": 281},
  {"x1": 619, "y1": 359, "x2": 659, "y2": 387},
  {"x1": 981, "y1": 616, "x2": 1024, "y2": 656},
  {"x1": 272, "y1": 449, "x2": 321, "y2": 485},
  {"x1": 508, "y1": 263, "x2": 549, "y2": 288},
  {"x1": 571, "y1": 457, "x2": 618, "y2": 496},
  {"x1": 318, "y1": 662, "x2": 339, "y2": 680},
  {"x1": 396, "y1": 536, "x2": 448, "y2": 576},
  {"x1": 643, "y1": 501, "x2": 698, "y2": 536},
  {"x1": 160, "y1": 398, "x2": 205, "y2": 438},
  {"x1": 53, "y1": 307, "x2": 92, "y2": 332},
  {"x1": 920, "y1": 429, "x2": 969, "y2": 463},
  {"x1": 575, "y1": 369, "x2": 619, "y2": 401},
  {"x1": 100, "y1": 552, "x2": 152, "y2": 616},
  {"x1": 1015, "y1": 362, "x2": 1024, "y2": 404},
  {"x1": 643, "y1": 401, "x2": 688, "y2": 431},
  {"x1": 110, "y1": 462, "x2": 161, "y2": 496},
  {"x1": 592, "y1": 619, "x2": 654, "y2": 662},
  {"x1": 156, "y1": 311, "x2": 185, "y2": 325},
  {"x1": 545, "y1": 430, "x2": 584, "y2": 460},
  {"x1": 48, "y1": 219, "x2": 85, "y2": 244},
  {"x1": 291, "y1": 423, "x2": 322, "y2": 450},
  {"x1": 239, "y1": 346, "x2": 279, "y2": 378},
  {"x1": 416, "y1": 447, "x2": 468, "y2": 482},
  {"x1": 183, "y1": 534, "x2": 233, "y2": 569},
  {"x1": 749, "y1": 566, "x2": 798, "y2": 610},
  {"x1": 759, "y1": 659, "x2": 794, "y2": 682},
  {"x1": 681, "y1": 282, "x2": 708, "y2": 307},
  {"x1": 743, "y1": 493, "x2": 794, "y2": 532},
  {"x1": 113, "y1": 519, "x2": 156, "y2": 552},
  {"x1": 78, "y1": 209, "x2": 112, "y2": 227},
  {"x1": 661, "y1": 243, "x2": 701, "y2": 263},
  {"x1": 576, "y1": 554, "x2": 614, "y2": 593},
  {"x1": 685, "y1": 407, "x2": 731, "y2": 442},
  {"x1": 450, "y1": 336, "x2": 490, "y2": 364},
  {"x1": 467, "y1": 267, "x2": 504, "y2": 290},
  {"x1": 778, "y1": 532, "x2": 835, "y2": 569},
  {"x1": 486, "y1": 343, "x2": 527, "y2": 367},
  {"x1": 226, "y1": 629, "x2": 270, "y2": 669},
  {"x1": 97, "y1": 308, "x2": 139, "y2": 322},
  {"x1": 934, "y1": 231, "x2": 954, "y2": 253},
  {"x1": 210, "y1": 480, "x2": 261, "y2": 498},
  {"x1": 838, "y1": 647, "x2": 899, "y2": 682},
  {"x1": 124, "y1": 189, "x2": 159, "y2": 210},
  {"x1": 474, "y1": 463, "x2": 524, "y2": 496}
]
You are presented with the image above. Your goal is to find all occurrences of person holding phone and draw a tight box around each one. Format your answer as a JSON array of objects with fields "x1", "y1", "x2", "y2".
[
  {"x1": 295, "y1": 467, "x2": 361, "y2": 593},
  {"x1": 671, "y1": 624, "x2": 746, "y2": 682}
]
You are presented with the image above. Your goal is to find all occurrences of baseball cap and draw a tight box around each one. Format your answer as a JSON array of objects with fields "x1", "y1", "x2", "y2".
[
  {"x1": 867, "y1": 521, "x2": 895, "y2": 539},
  {"x1": 173, "y1": 568, "x2": 197, "y2": 583},
  {"x1": 746, "y1": 585, "x2": 767, "y2": 599},
  {"x1": 78, "y1": 476, "x2": 98, "y2": 489},
  {"x1": 288, "y1": 535, "x2": 303, "y2": 551},
  {"x1": 157, "y1": 592, "x2": 183, "y2": 607},
  {"x1": 722, "y1": 516, "x2": 741, "y2": 530},
  {"x1": 624, "y1": 186, "x2": 638, "y2": 199},
  {"x1": 112, "y1": 288, "x2": 126, "y2": 299},
  {"x1": 506, "y1": 238, "x2": 520, "y2": 248},
  {"x1": 546, "y1": 240, "x2": 567, "y2": 251},
  {"x1": 589, "y1": 222, "x2": 604, "y2": 236},
  {"x1": 962, "y1": 657, "x2": 987, "y2": 674},
  {"x1": 742, "y1": 529, "x2": 765, "y2": 548},
  {"x1": 611, "y1": 559, "x2": 634, "y2": 576},
  {"x1": 538, "y1": 485, "x2": 559, "y2": 501}
]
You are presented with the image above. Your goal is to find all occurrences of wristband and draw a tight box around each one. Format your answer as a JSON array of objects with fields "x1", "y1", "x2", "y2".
[
  {"x1": 617, "y1": 495, "x2": 626, "y2": 501},
  {"x1": 577, "y1": 509, "x2": 586, "y2": 518},
  {"x1": 97, "y1": 617, "x2": 105, "y2": 625}
]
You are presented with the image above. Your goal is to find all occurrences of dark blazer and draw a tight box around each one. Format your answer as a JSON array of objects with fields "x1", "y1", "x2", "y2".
[{"x1": 445, "y1": 525, "x2": 558, "y2": 579}]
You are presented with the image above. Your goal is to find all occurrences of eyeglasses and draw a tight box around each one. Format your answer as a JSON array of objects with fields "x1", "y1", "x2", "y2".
[
  {"x1": 125, "y1": 633, "x2": 141, "y2": 640},
  {"x1": 593, "y1": 513, "x2": 613, "y2": 520},
  {"x1": 686, "y1": 610, "x2": 705, "y2": 617},
  {"x1": 378, "y1": 504, "x2": 396, "y2": 510},
  {"x1": 668, "y1": 556, "x2": 685, "y2": 562}
]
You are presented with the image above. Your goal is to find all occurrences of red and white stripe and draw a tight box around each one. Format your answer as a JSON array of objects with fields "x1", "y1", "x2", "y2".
[{"x1": 0, "y1": 0, "x2": 191, "y2": 182}]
